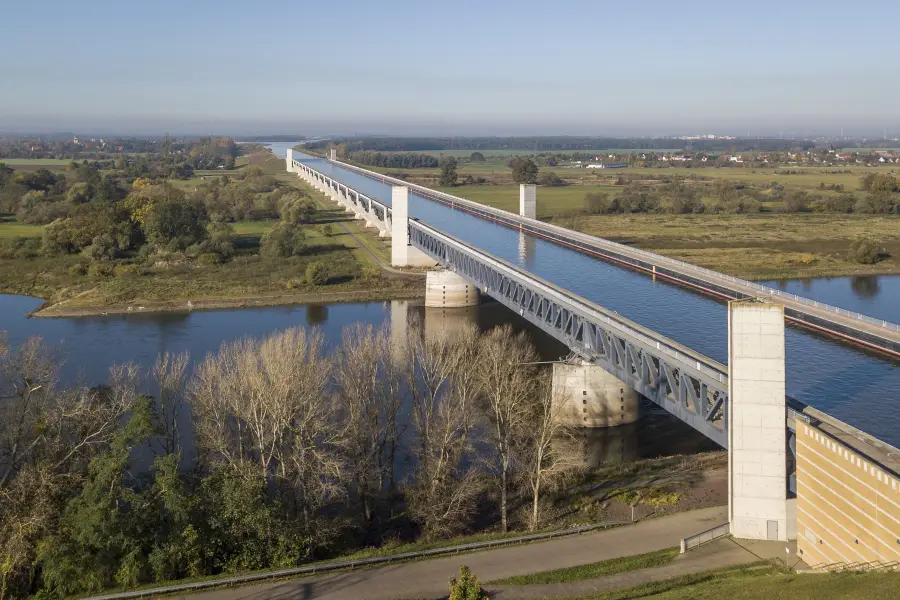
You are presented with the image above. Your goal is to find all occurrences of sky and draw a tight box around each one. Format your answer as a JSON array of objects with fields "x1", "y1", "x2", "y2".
[{"x1": 2, "y1": 0, "x2": 899, "y2": 137}]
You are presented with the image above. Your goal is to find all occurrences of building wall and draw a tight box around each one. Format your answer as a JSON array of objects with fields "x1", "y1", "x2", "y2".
[{"x1": 796, "y1": 422, "x2": 900, "y2": 567}]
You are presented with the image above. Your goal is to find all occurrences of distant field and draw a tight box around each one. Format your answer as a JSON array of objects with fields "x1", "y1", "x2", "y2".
[
  {"x1": 0, "y1": 158, "x2": 76, "y2": 165},
  {"x1": 624, "y1": 166, "x2": 896, "y2": 191},
  {"x1": 438, "y1": 184, "x2": 617, "y2": 218},
  {"x1": 0, "y1": 217, "x2": 42, "y2": 239}
]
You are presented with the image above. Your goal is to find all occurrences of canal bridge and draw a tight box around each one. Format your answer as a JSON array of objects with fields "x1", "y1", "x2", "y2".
[{"x1": 287, "y1": 149, "x2": 900, "y2": 566}]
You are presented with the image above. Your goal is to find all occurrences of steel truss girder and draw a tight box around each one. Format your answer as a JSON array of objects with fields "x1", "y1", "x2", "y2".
[{"x1": 409, "y1": 220, "x2": 729, "y2": 446}]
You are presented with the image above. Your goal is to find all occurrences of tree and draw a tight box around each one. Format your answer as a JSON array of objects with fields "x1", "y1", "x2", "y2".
[
  {"x1": 189, "y1": 328, "x2": 345, "y2": 536},
  {"x1": 305, "y1": 261, "x2": 328, "y2": 285},
  {"x1": 469, "y1": 152, "x2": 485, "y2": 162},
  {"x1": 476, "y1": 325, "x2": 538, "y2": 532},
  {"x1": 584, "y1": 192, "x2": 612, "y2": 214},
  {"x1": 850, "y1": 236, "x2": 881, "y2": 264},
  {"x1": 785, "y1": 191, "x2": 809, "y2": 212},
  {"x1": 509, "y1": 157, "x2": 539, "y2": 184},
  {"x1": 520, "y1": 377, "x2": 582, "y2": 530},
  {"x1": 144, "y1": 200, "x2": 209, "y2": 251},
  {"x1": 260, "y1": 223, "x2": 305, "y2": 258},
  {"x1": 278, "y1": 192, "x2": 316, "y2": 225},
  {"x1": 333, "y1": 324, "x2": 403, "y2": 525},
  {"x1": 439, "y1": 157, "x2": 459, "y2": 187},
  {"x1": 153, "y1": 352, "x2": 189, "y2": 456},
  {"x1": 448, "y1": 565, "x2": 487, "y2": 600},
  {"x1": 405, "y1": 320, "x2": 483, "y2": 540}
]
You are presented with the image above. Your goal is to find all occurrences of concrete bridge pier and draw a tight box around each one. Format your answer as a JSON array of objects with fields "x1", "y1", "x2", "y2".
[
  {"x1": 551, "y1": 361, "x2": 641, "y2": 428},
  {"x1": 425, "y1": 269, "x2": 480, "y2": 308},
  {"x1": 391, "y1": 186, "x2": 438, "y2": 268}
]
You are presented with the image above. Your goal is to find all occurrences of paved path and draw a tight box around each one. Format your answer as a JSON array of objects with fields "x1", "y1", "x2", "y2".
[
  {"x1": 174, "y1": 506, "x2": 730, "y2": 600},
  {"x1": 489, "y1": 537, "x2": 800, "y2": 599}
]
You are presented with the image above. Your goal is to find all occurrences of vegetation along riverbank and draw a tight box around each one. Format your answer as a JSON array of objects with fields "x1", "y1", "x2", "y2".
[{"x1": 0, "y1": 142, "x2": 421, "y2": 317}]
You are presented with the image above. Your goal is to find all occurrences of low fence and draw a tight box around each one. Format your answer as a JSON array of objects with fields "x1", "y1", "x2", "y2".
[
  {"x1": 680, "y1": 522, "x2": 730, "y2": 553},
  {"x1": 83, "y1": 520, "x2": 631, "y2": 600}
]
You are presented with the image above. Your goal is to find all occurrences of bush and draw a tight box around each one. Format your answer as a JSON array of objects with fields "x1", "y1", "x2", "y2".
[
  {"x1": 537, "y1": 172, "x2": 566, "y2": 187},
  {"x1": 87, "y1": 262, "x2": 114, "y2": 278},
  {"x1": 68, "y1": 262, "x2": 88, "y2": 276},
  {"x1": 584, "y1": 192, "x2": 613, "y2": 214},
  {"x1": 261, "y1": 223, "x2": 306, "y2": 258},
  {"x1": 305, "y1": 261, "x2": 328, "y2": 285},
  {"x1": 197, "y1": 252, "x2": 222, "y2": 265},
  {"x1": 850, "y1": 236, "x2": 881, "y2": 264},
  {"x1": 449, "y1": 566, "x2": 487, "y2": 600},
  {"x1": 0, "y1": 237, "x2": 41, "y2": 259},
  {"x1": 114, "y1": 264, "x2": 139, "y2": 277},
  {"x1": 320, "y1": 224, "x2": 333, "y2": 236}
]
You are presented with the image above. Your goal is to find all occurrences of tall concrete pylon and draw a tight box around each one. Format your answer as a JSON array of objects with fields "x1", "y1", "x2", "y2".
[
  {"x1": 728, "y1": 301, "x2": 789, "y2": 541},
  {"x1": 552, "y1": 361, "x2": 640, "y2": 427},
  {"x1": 519, "y1": 184, "x2": 536, "y2": 219},
  {"x1": 391, "y1": 186, "x2": 437, "y2": 268}
]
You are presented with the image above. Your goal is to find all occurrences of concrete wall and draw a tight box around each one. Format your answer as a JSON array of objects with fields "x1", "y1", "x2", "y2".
[
  {"x1": 519, "y1": 184, "x2": 536, "y2": 219},
  {"x1": 796, "y1": 423, "x2": 900, "y2": 567},
  {"x1": 551, "y1": 362, "x2": 640, "y2": 427},
  {"x1": 728, "y1": 301, "x2": 788, "y2": 541},
  {"x1": 424, "y1": 270, "x2": 479, "y2": 308}
]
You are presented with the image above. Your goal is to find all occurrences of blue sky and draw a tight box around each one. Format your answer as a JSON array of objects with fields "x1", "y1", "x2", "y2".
[{"x1": 2, "y1": 0, "x2": 898, "y2": 136}]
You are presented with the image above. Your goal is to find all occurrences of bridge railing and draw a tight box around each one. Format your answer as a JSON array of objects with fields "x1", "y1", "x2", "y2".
[
  {"x1": 680, "y1": 522, "x2": 730, "y2": 553},
  {"x1": 326, "y1": 158, "x2": 899, "y2": 334}
]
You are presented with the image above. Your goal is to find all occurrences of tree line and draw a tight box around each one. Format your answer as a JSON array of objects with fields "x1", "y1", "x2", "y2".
[
  {"x1": 0, "y1": 322, "x2": 581, "y2": 598},
  {"x1": 345, "y1": 151, "x2": 439, "y2": 169}
]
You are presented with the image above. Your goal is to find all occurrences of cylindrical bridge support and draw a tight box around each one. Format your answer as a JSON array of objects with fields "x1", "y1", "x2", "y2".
[
  {"x1": 424, "y1": 269, "x2": 480, "y2": 308},
  {"x1": 552, "y1": 361, "x2": 640, "y2": 427}
]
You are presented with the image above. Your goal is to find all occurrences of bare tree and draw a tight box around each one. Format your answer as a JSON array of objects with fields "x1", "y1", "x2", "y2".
[
  {"x1": 405, "y1": 319, "x2": 483, "y2": 540},
  {"x1": 152, "y1": 351, "x2": 189, "y2": 455},
  {"x1": 189, "y1": 327, "x2": 345, "y2": 526},
  {"x1": 477, "y1": 325, "x2": 538, "y2": 532},
  {"x1": 334, "y1": 323, "x2": 403, "y2": 524},
  {"x1": 520, "y1": 376, "x2": 583, "y2": 530}
]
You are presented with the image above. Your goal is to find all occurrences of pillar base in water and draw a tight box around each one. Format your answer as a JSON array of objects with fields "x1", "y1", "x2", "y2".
[
  {"x1": 552, "y1": 362, "x2": 640, "y2": 427},
  {"x1": 425, "y1": 270, "x2": 480, "y2": 308}
]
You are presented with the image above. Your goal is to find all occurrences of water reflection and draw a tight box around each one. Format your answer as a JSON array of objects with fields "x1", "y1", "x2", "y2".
[{"x1": 851, "y1": 275, "x2": 880, "y2": 299}]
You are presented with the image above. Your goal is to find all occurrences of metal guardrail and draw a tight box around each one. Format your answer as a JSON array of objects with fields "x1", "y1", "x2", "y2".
[
  {"x1": 680, "y1": 522, "x2": 730, "y2": 553},
  {"x1": 81, "y1": 520, "x2": 630, "y2": 600},
  {"x1": 329, "y1": 159, "x2": 900, "y2": 334}
]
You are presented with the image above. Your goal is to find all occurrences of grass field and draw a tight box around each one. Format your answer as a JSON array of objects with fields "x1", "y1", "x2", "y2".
[
  {"x1": 0, "y1": 216, "x2": 42, "y2": 239},
  {"x1": 491, "y1": 548, "x2": 679, "y2": 585},
  {"x1": 559, "y1": 562, "x2": 900, "y2": 600},
  {"x1": 437, "y1": 184, "x2": 618, "y2": 218}
]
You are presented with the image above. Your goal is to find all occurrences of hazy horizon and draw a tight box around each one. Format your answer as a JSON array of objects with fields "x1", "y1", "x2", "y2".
[{"x1": 3, "y1": 0, "x2": 899, "y2": 138}]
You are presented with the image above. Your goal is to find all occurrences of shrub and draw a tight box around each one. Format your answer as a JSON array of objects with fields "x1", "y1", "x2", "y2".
[
  {"x1": 537, "y1": 171, "x2": 565, "y2": 187},
  {"x1": 584, "y1": 192, "x2": 612, "y2": 214},
  {"x1": 448, "y1": 566, "x2": 487, "y2": 600},
  {"x1": 87, "y1": 262, "x2": 114, "y2": 278},
  {"x1": 114, "y1": 264, "x2": 139, "y2": 277},
  {"x1": 197, "y1": 252, "x2": 222, "y2": 265},
  {"x1": 68, "y1": 262, "x2": 88, "y2": 276},
  {"x1": 850, "y1": 236, "x2": 881, "y2": 264},
  {"x1": 305, "y1": 261, "x2": 328, "y2": 285},
  {"x1": 320, "y1": 224, "x2": 333, "y2": 236},
  {"x1": 260, "y1": 223, "x2": 306, "y2": 258}
]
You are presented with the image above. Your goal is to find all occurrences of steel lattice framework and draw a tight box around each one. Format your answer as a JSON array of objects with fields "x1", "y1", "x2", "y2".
[{"x1": 410, "y1": 220, "x2": 730, "y2": 446}]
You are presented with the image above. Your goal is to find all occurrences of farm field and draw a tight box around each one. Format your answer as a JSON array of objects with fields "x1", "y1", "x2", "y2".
[
  {"x1": 437, "y1": 184, "x2": 618, "y2": 218},
  {"x1": 0, "y1": 158, "x2": 79, "y2": 166}
]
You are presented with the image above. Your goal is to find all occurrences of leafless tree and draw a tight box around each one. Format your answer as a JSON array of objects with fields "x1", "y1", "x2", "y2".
[
  {"x1": 520, "y1": 376, "x2": 583, "y2": 530},
  {"x1": 333, "y1": 323, "x2": 405, "y2": 524},
  {"x1": 405, "y1": 319, "x2": 483, "y2": 540},
  {"x1": 477, "y1": 325, "x2": 538, "y2": 532},
  {"x1": 189, "y1": 327, "x2": 345, "y2": 526},
  {"x1": 152, "y1": 351, "x2": 189, "y2": 455}
]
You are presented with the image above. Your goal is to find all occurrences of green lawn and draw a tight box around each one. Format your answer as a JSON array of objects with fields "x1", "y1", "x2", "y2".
[
  {"x1": 560, "y1": 563, "x2": 900, "y2": 600},
  {"x1": 491, "y1": 548, "x2": 679, "y2": 585},
  {"x1": 0, "y1": 217, "x2": 42, "y2": 238}
]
